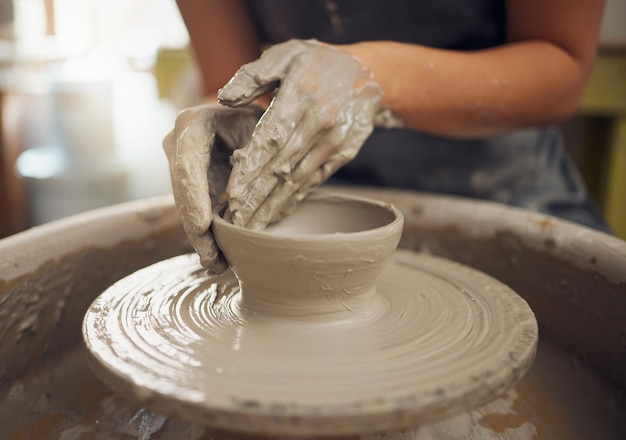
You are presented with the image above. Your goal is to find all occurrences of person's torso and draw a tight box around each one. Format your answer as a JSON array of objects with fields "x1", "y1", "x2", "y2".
[{"x1": 245, "y1": 0, "x2": 506, "y2": 49}]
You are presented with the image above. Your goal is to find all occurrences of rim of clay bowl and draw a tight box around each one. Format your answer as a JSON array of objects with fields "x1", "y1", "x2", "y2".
[{"x1": 212, "y1": 191, "x2": 404, "y2": 242}]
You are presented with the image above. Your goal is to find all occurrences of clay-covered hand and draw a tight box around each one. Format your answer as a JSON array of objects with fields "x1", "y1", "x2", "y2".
[
  {"x1": 218, "y1": 39, "x2": 383, "y2": 229},
  {"x1": 163, "y1": 104, "x2": 263, "y2": 274}
]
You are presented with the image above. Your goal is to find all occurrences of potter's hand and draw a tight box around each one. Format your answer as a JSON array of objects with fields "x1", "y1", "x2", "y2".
[
  {"x1": 218, "y1": 39, "x2": 384, "y2": 228},
  {"x1": 163, "y1": 104, "x2": 263, "y2": 274}
]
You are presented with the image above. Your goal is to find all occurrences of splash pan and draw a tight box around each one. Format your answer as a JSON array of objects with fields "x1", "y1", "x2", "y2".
[{"x1": 1, "y1": 188, "x2": 625, "y2": 439}]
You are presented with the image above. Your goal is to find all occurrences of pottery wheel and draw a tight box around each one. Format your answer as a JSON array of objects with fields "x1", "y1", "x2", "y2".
[{"x1": 83, "y1": 249, "x2": 538, "y2": 436}]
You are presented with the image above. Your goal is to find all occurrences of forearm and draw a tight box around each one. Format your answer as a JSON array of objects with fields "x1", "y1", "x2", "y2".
[
  {"x1": 340, "y1": 0, "x2": 605, "y2": 139},
  {"x1": 340, "y1": 40, "x2": 592, "y2": 138},
  {"x1": 176, "y1": 0, "x2": 262, "y2": 97}
]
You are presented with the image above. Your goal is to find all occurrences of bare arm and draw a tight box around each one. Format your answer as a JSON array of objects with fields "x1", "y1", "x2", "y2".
[
  {"x1": 177, "y1": 0, "x2": 604, "y2": 137},
  {"x1": 339, "y1": 0, "x2": 605, "y2": 138},
  {"x1": 176, "y1": 0, "x2": 263, "y2": 102}
]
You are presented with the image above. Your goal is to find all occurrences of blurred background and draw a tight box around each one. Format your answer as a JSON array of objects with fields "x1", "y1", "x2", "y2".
[{"x1": 0, "y1": 0, "x2": 624, "y2": 239}]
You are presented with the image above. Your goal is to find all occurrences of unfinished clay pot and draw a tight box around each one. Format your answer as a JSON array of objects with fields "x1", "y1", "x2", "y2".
[
  {"x1": 81, "y1": 192, "x2": 538, "y2": 437},
  {"x1": 212, "y1": 192, "x2": 403, "y2": 317}
]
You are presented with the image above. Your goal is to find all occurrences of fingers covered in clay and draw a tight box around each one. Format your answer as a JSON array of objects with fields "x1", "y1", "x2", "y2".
[
  {"x1": 246, "y1": 105, "x2": 378, "y2": 228},
  {"x1": 218, "y1": 39, "x2": 383, "y2": 228},
  {"x1": 163, "y1": 103, "x2": 262, "y2": 273},
  {"x1": 217, "y1": 39, "x2": 310, "y2": 107}
]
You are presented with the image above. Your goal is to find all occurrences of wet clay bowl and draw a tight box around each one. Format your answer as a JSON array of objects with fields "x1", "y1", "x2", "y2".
[{"x1": 212, "y1": 192, "x2": 404, "y2": 317}]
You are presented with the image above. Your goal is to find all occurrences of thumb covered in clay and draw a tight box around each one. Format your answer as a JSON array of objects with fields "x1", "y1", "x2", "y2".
[
  {"x1": 163, "y1": 103, "x2": 263, "y2": 274},
  {"x1": 217, "y1": 39, "x2": 389, "y2": 229}
]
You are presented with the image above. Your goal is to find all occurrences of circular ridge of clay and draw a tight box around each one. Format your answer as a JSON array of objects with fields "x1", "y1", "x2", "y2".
[{"x1": 82, "y1": 250, "x2": 538, "y2": 436}]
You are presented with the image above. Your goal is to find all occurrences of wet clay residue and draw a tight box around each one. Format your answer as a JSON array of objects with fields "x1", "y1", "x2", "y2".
[
  {"x1": 0, "y1": 226, "x2": 190, "y2": 396},
  {"x1": 400, "y1": 224, "x2": 626, "y2": 391}
]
